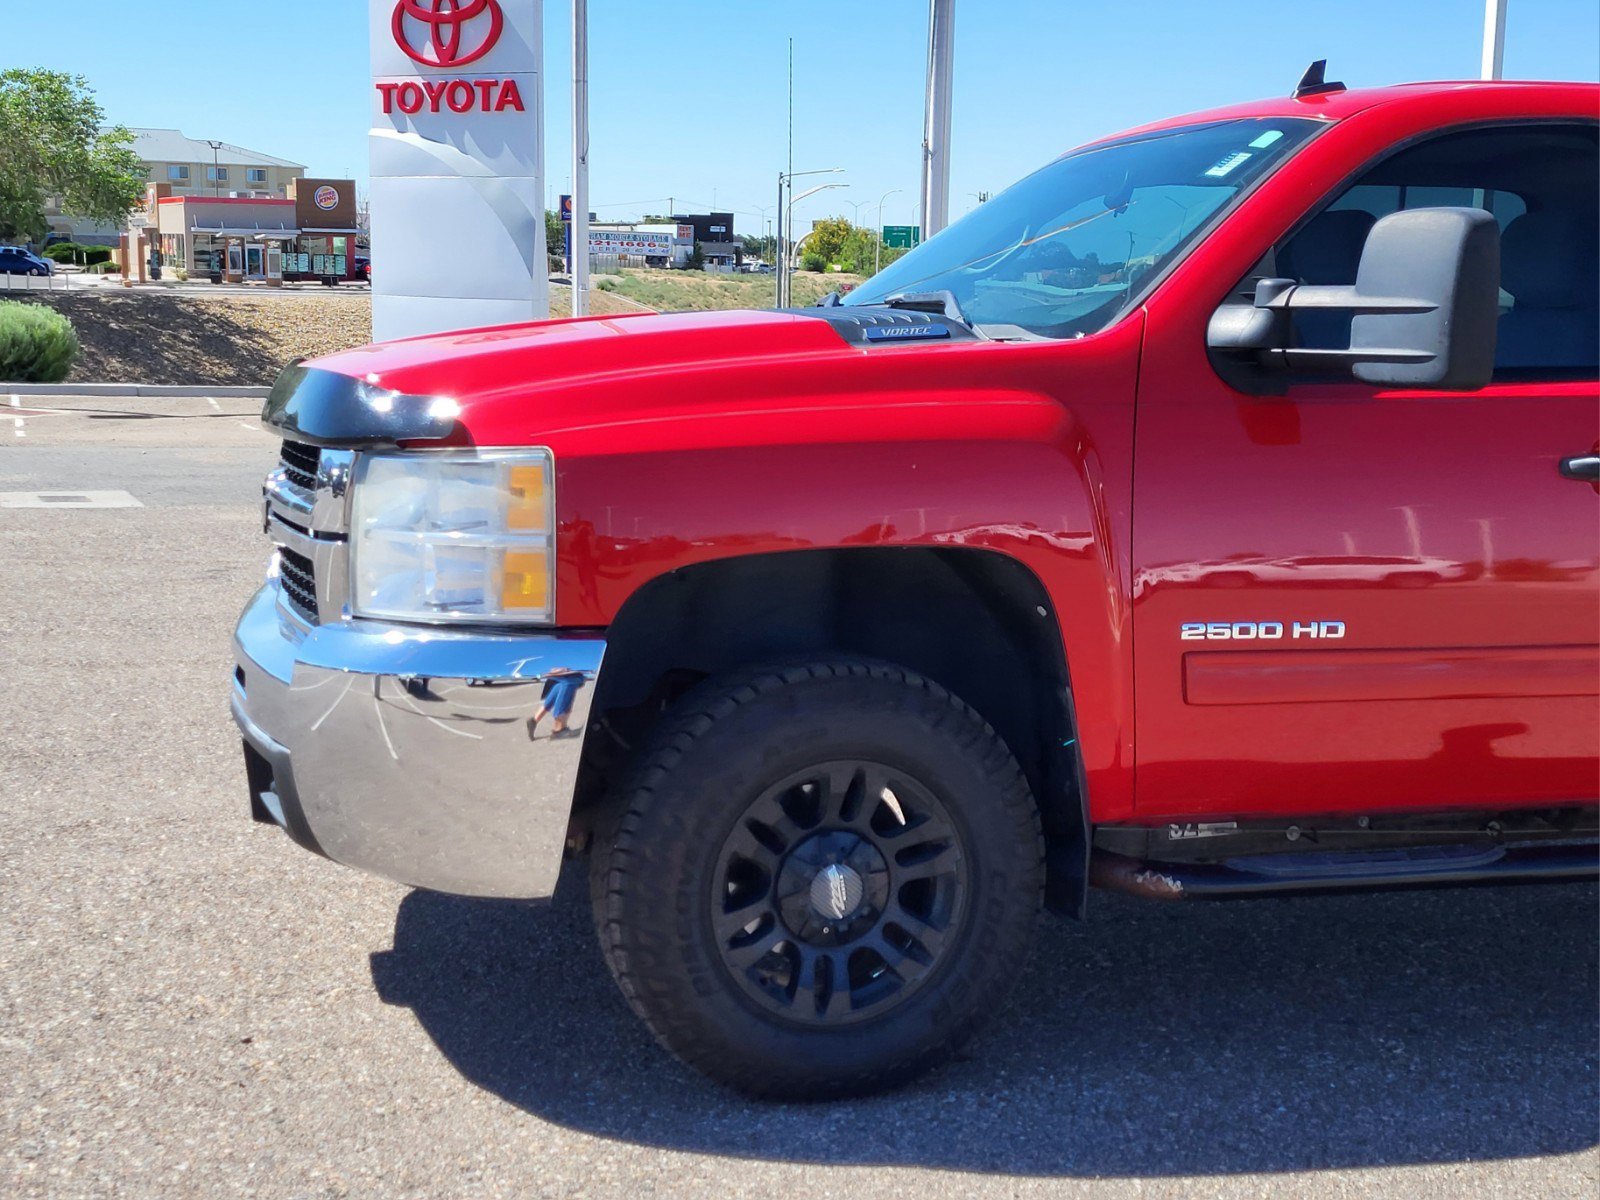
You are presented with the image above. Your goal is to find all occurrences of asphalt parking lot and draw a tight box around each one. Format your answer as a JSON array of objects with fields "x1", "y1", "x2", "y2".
[{"x1": 1, "y1": 395, "x2": 1596, "y2": 1198}]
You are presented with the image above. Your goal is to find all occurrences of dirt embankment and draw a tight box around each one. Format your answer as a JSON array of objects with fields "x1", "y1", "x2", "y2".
[
  {"x1": 7, "y1": 278, "x2": 685, "y2": 386},
  {"x1": 12, "y1": 290, "x2": 374, "y2": 386}
]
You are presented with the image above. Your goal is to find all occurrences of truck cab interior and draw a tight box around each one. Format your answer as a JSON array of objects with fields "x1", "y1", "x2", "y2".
[{"x1": 1270, "y1": 122, "x2": 1599, "y2": 379}]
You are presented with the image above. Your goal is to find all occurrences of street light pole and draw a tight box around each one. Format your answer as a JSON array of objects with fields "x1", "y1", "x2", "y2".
[
  {"x1": 787, "y1": 178, "x2": 851, "y2": 302},
  {"x1": 875, "y1": 188, "x2": 902, "y2": 275},
  {"x1": 776, "y1": 172, "x2": 785, "y2": 306},
  {"x1": 776, "y1": 168, "x2": 842, "y2": 307},
  {"x1": 206, "y1": 139, "x2": 223, "y2": 196}
]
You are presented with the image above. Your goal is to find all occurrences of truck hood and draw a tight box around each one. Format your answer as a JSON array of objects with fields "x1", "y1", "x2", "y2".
[{"x1": 263, "y1": 306, "x2": 987, "y2": 450}]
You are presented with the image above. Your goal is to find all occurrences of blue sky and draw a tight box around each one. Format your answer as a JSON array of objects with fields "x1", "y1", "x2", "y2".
[{"x1": 5, "y1": 0, "x2": 1596, "y2": 235}]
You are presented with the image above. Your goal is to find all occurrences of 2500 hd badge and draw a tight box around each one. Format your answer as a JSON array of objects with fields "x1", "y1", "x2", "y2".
[{"x1": 1179, "y1": 620, "x2": 1347, "y2": 640}]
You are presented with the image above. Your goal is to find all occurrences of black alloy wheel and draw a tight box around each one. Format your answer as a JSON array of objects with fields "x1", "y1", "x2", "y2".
[
  {"x1": 713, "y1": 759, "x2": 967, "y2": 1026},
  {"x1": 592, "y1": 659, "x2": 1044, "y2": 1099}
]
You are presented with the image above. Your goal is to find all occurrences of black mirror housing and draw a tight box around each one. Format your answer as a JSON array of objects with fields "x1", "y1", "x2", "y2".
[
  {"x1": 1208, "y1": 207, "x2": 1502, "y2": 392},
  {"x1": 1349, "y1": 207, "x2": 1501, "y2": 388}
]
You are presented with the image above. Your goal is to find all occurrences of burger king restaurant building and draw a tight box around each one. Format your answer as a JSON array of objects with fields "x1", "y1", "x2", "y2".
[{"x1": 150, "y1": 177, "x2": 363, "y2": 284}]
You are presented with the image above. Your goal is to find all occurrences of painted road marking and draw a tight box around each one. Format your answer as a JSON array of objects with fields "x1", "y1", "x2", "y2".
[
  {"x1": 206, "y1": 397, "x2": 220, "y2": 410},
  {"x1": 0, "y1": 490, "x2": 144, "y2": 509}
]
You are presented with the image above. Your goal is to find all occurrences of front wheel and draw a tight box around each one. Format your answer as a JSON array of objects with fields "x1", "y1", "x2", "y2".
[{"x1": 591, "y1": 660, "x2": 1044, "y2": 1099}]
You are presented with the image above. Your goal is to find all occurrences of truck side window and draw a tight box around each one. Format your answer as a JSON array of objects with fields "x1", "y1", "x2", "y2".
[{"x1": 1276, "y1": 124, "x2": 1598, "y2": 380}]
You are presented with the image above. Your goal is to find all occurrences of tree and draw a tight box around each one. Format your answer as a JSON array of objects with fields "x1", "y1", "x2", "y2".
[
  {"x1": 741, "y1": 233, "x2": 775, "y2": 263},
  {"x1": 803, "y1": 216, "x2": 853, "y2": 268},
  {"x1": 0, "y1": 70, "x2": 144, "y2": 242},
  {"x1": 544, "y1": 208, "x2": 566, "y2": 258}
]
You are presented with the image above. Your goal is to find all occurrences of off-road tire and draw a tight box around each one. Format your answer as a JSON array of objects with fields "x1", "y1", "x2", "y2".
[{"x1": 590, "y1": 659, "x2": 1044, "y2": 1099}]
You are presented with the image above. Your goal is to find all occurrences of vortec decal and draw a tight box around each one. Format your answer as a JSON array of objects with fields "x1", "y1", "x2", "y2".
[
  {"x1": 863, "y1": 325, "x2": 952, "y2": 342},
  {"x1": 1180, "y1": 620, "x2": 1346, "y2": 641}
]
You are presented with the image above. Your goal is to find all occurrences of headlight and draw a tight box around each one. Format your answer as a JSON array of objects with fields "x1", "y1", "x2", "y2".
[{"x1": 349, "y1": 449, "x2": 555, "y2": 625}]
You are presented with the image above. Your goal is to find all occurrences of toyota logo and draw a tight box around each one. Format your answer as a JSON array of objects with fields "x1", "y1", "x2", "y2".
[{"x1": 392, "y1": 0, "x2": 504, "y2": 69}]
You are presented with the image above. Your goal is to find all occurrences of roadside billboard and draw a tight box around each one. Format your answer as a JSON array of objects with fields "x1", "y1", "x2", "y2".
[{"x1": 588, "y1": 229, "x2": 674, "y2": 257}]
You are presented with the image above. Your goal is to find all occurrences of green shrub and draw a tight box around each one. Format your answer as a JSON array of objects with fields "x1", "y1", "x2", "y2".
[
  {"x1": 86, "y1": 261, "x2": 118, "y2": 275},
  {"x1": 0, "y1": 301, "x2": 79, "y2": 382},
  {"x1": 41, "y1": 243, "x2": 112, "y2": 266},
  {"x1": 595, "y1": 277, "x2": 617, "y2": 292}
]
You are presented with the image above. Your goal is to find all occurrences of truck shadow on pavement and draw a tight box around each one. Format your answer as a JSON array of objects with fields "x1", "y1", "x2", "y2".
[{"x1": 370, "y1": 878, "x2": 1598, "y2": 1176}]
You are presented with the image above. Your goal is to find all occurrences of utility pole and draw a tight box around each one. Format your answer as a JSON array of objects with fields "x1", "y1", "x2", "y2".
[
  {"x1": 570, "y1": 0, "x2": 590, "y2": 315},
  {"x1": 1481, "y1": 0, "x2": 1507, "y2": 79},
  {"x1": 919, "y1": 0, "x2": 955, "y2": 241}
]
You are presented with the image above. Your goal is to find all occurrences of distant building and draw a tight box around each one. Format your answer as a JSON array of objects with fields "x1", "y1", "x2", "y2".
[
  {"x1": 147, "y1": 177, "x2": 362, "y2": 285},
  {"x1": 129, "y1": 128, "x2": 305, "y2": 199},
  {"x1": 672, "y1": 212, "x2": 740, "y2": 268},
  {"x1": 44, "y1": 128, "x2": 307, "y2": 246}
]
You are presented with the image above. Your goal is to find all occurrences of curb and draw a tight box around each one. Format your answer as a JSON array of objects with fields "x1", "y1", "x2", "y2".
[{"x1": 4, "y1": 384, "x2": 271, "y2": 398}]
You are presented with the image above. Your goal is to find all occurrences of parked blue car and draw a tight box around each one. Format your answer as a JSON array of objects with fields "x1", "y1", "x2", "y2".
[{"x1": 0, "y1": 246, "x2": 53, "y2": 276}]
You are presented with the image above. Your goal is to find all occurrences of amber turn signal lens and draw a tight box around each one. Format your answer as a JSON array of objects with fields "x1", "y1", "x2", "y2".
[
  {"x1": 501, "y1": 549, "x2": 550, "y2": 610},
  {"x1": 506, "y1": 465, "x2": 547, "y2": 531}
]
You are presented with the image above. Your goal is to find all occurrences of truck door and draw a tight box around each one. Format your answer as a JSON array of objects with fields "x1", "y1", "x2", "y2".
[{"x1": 1132, "y1": 120, "x2": 1599, "y2": 819}]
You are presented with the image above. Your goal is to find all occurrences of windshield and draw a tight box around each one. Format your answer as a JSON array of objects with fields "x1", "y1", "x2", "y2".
[{"x1": 844, "y1": 117, "x2": 1320, "y2": 339}]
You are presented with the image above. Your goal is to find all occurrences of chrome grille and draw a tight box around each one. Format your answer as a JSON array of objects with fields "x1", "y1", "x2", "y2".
[
  {"x1": 279, "y1": 440, "x2": 321, "y2": 492},
  {"x1": 277, "y1": 546, "x2": 318, "y2": 623}
]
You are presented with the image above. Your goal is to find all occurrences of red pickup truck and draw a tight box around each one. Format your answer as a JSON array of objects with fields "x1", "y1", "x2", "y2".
[{"x1": 233, "y1": 75, "x2": 1599, "y2": 1099}]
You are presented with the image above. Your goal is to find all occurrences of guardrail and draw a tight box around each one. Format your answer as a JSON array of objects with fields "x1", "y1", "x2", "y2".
[{"x1": 0, "y1": 270, "x2": 90, "y2": 293}]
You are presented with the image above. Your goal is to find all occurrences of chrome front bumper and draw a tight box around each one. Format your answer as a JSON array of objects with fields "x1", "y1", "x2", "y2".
[{"x1": 230, "y1": 581, "x2": 604, "y2": 899}]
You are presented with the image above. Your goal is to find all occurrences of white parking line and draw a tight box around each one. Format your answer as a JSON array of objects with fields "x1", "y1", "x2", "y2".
[
  {"x1": 12, "y1": 416, "x2": 22, "y2": 439},
  {"x1": 0, "y1": 490, "x2": 143, "y2": 508},
  {"x1": 206, "y1": 397, "x2": 220, "y2": 410}
]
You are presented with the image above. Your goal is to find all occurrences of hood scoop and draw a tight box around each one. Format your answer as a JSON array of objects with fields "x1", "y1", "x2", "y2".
[{"x1": 789, "y1": 305, "x2": 978, "y2": 347}]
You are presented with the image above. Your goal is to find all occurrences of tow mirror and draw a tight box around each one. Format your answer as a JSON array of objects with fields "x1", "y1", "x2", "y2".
[{"x1": 1208, "y1": 207, "x2": 1501, "y2": 391}]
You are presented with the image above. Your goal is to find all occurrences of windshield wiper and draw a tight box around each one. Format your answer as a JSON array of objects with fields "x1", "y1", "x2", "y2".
[{"x1": 881, "y1": 290, "x2": 972, "y2": 328}]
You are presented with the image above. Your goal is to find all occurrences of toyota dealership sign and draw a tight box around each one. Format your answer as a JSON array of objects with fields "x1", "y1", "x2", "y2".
[{"x1": 369, "y1": 0, "x2": 546, "y2": 340}]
